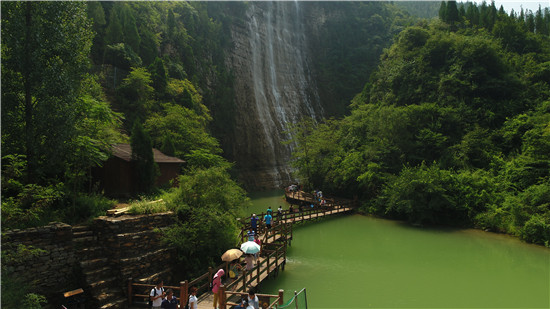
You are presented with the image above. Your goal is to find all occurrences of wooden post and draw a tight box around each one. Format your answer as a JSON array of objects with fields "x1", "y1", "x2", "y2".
[
  {"x1": 209, "y1": 267, "x2": 214, "y2": 280},
  {"x1": 266, "y1": 250, "x2": 271, "y2": 278},
  {"x1": 183, "y1": 281, "x2": 189, "y2": 302},
  {"x1": 274, "y1": 246, "x2": 278, "y2": 270},
  {"x1": 127, "y1": 278, "x2": 133, "y2": 306},
  {"x1": 243, "y1": 268, "x2": 248, "y2": 290},
  {"x1": 294, "y1": 291, "x2": 299, "y2": 309},
  {"x1": 278, "y1": 290, "x2": 284, "y2": 306},
  {"x1": 220, "y1": 284, "x2": 226, "y2": 309},
  {"x1": 256, "y1": 259, "x2": 261, "y2": 286}
]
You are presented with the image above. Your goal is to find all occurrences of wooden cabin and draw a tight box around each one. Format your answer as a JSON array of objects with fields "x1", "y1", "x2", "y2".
[{"x1": 93, "y1": 143, "x2": 185, "y2": 197}]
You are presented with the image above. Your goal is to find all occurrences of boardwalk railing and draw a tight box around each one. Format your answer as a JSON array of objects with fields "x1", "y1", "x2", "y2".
[
  {"x1": 220, "y1": 289, "x2": 285, "y2": 309},
  {"x1": 127, "y1": 279, "x2": 187, "y2": 308}
]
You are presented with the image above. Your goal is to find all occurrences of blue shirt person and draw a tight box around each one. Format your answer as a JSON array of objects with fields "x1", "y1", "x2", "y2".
[{"x1": 250, "y1": 214, "x2": 259, "y2": 234}]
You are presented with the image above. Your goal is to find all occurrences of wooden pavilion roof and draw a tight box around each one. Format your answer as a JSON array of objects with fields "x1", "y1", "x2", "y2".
[{"x1": 111, "y1": 143, "x2": 185, "y2": 164}]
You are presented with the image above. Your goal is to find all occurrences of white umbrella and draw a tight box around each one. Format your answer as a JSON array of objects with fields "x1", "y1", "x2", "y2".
[{"x1": 240, "y1": 241, "x2": 261, "y2": 254}]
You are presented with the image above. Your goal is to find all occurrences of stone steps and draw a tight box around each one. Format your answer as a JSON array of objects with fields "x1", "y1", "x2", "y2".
[
  {"x1": 72, "y1": 225, "x2": 127, "y2": 309},
  {"x1": 99, "y1": 297, "x2": 127, "y2": 309},
  {"x1": 80, "y1": 257, "x2": 109, "y2": 270},
  {"x1": 83, "y1": 266, "x2": 112, "y2": 285},
  {"x1": 89, "y1": 277, "x2": 119, "y2": 295}
]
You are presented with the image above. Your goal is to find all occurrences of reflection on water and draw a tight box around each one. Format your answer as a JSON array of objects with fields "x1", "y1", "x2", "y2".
[
  {"x1": 246, "y1": 192, "x2": 550, "y2": 309},
  {"x1": 241, "y1": 189, "x2": 290, "y2": 218}
]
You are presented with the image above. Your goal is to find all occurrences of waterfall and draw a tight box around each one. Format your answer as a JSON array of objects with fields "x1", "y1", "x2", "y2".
[{"x1": 234, "y1": 1, "x2": 322, "y2": 189}]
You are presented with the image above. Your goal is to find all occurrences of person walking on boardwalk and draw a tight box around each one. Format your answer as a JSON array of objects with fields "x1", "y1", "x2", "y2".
[
  {"x1": 266, "y1": 206, "x2": 273, "y2": 216},
  {"x1": 161, "y1": 289, "x2": 178, "y2": 309},
  {"x1": 247, "y1": 288, "x2": 260, "y2": 309},
  {"x1": 277, "y1": 205, "x2": 283, "y2": 222},
  {"x1": 212, "y1": 268, "x2": 225, "y2": 309},
  {"x1": 253, "y1": 234, "x2": 262, "y2": 259},
  {"x1": 229, "y1": 260, "x2": 242, "y2": 290},
  {"x1": 264, "y1": 212, "x2": 272, "y2": 234},
  {"x1": 188, "y1": 286, "x2": 198, "y2": 309},
  {"x1": 150, "y1": 279, "x2": 165, "y2": 309},
  {"x1": 247, "y1": 228, "x2": 255, "y2": 241},
  {"x1": 250, "y1": 214, "x2": 259, "y2": 235},
  {"x1": 245, "y1": 253, "x2": 254, "y2": 280}
]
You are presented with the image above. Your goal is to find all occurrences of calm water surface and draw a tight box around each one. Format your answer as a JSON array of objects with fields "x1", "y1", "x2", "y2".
[{"x1": 251, "y1": 191, "x2": 550, "y2": 308}]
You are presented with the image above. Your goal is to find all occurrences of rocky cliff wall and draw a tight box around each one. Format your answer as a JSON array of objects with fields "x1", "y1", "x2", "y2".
[{"x1": 226, "y1": 2, "x2": 324, "y2": 190}]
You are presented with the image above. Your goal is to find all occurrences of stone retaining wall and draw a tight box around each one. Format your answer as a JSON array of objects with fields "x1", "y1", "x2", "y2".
[
  {"x1": 93, "y1": 213, "x2": 176, "y2": 283},
  {"x1": 2, "y1": 212, "x2": 176, "y2": 299},
  {"x1": 2, "y1": 222, "x2": 75, "y2": 293}
]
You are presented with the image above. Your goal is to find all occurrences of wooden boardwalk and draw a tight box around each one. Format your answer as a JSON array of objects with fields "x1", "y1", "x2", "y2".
[{"x1": 128, "y1": 191, "x2": 356, "y2": 309}]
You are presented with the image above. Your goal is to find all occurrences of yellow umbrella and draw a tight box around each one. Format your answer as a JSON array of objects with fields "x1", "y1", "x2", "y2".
[{"x1": 221, "y1": 248, "x2": 243, "y2": 262}]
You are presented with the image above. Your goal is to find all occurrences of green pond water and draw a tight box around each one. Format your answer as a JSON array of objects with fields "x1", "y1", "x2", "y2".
[{"x1": 248, "y1": 191, "x2": 550, "y2": 309}]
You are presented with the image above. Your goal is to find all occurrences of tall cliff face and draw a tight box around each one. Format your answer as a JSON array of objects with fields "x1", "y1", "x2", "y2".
[{"x1": 226, "y1": 2, "x2": 323, "y2": 190}]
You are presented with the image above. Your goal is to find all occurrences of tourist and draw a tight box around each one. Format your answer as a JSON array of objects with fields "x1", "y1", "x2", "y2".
[
  {"x1": 233, "y1": 297, "x2": 248, "y2": 309},
  {"x1": 253, "y1": 234, "x2": 262, "y2": 259},
  {"x1": 264, "y1": 212, "x2": 272, "y2": 234},
  {"x1": 245, "y1": 253, "x2": 254, "y2": 280},
  {"x1": 212, "y1": 268, "x2": 225, "y2": 309},
  {"x1": 247, "y1": 228, "x2": 255, "y2": 241},
  {"x1": 188, "y1": 286, "x2": 198, "y2": 309},
  {"x1": 161, "y1": 289, "x2": 178, "y2": 309},
  {"x1": 288, "y1": 205, "x2": 294, "y2": 221},
  {"x1": 229, "y1": 260, "x2": 242, "y2": 289},
  {"x1": 247, "y1": 288, "x2": 260, "y2": 309},
  {"x1": 250, "y1": 214, "x2": 259, "y2": 235},
  {"x1": 266, "y1": 207, "x2": 273, "y2": 216},
  {"x1": 149, "y1": 279, "x2": 165, "y2": 309},
  {"x1": 277, "y1": 205, "x2": 283, "y2": 221}
]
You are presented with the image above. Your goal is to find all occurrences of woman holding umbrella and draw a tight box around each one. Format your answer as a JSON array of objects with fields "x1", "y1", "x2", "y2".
[
  {"x1": 221, "y1": 249, "x2": 243, "y2": 291},
  {"x1": 240, "y1": 241, "x2": 260, "y2": 282}
]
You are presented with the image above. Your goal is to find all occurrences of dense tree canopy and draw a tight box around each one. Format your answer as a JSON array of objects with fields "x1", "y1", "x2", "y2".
[{"x1": 291, "y1": 4, "x2": 550, "y2": 245}]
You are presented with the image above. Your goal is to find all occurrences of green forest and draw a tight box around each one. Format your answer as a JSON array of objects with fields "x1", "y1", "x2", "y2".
[
  {"x1": 1, "y1": 0, "x2": 549, "y2": 306},
  {"x1": 291, "y1": 2, "x2": 550, "y2": 246}
]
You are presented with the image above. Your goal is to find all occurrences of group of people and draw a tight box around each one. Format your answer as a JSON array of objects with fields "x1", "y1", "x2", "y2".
[
  {"x1": 249, "y1": 205, "x2": 288, "y2": 235},
  {"x1": 212, "y1": 268, "x2": 261, "y2": 309},
  {"x1": 149, "y1": 279, "x2": 198, "y2": 309},
  {"x1": 148, "y1": 273, "x2": 261, "y2": 309},
  {"x1": 233, "y1": 288, "x2": 261, "y2": 309}
]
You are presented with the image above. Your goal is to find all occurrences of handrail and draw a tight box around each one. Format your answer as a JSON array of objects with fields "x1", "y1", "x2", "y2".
[
  {"x1": 222, "y1": 290, "x2": 284, "y2": 309},
  {"x1": 127, "y1": 279, "x2": 188, "y2": 307}
]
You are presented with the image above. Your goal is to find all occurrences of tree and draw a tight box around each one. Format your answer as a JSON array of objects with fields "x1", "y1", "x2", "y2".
[
  {"x1": 1, "y1": 1, "x2": 94, "y2": 183},
  {"x1": 446, "y1": 1, "x2": 460, "y2": 24},
  {"x1": 466, "y1": 4, "x2": 480, "y2": 25},
  {"x1": 439, "y1": 1, "x2": 447, "y2": 21},
  {"x1": 535, "y1": 6, "x2": 548, "y2": 35},
  {"x1": 526, "y1": 11, "x2": 536, "y2": 33},
  {"x1": 87, "y1": 2, "x2": 107, "y2": 63},
  {"x1": 139, "y1": 26, "x2": 159, "y2": 66},
  {"x1": 120, "y1": 4, "x2": 141, "y2": 53},
  {"x1": 149, "y1": 57, "x2": 168, "y2": 95},
  {"x1": 105, "y1": 5, "x2": 123, "y2": 45},
  {"x1": 130, "y1": 121, "x2": 158, "y2": 193},
  {"x1": 116, "y1": 67, "x2": 154, "y2": 128}
]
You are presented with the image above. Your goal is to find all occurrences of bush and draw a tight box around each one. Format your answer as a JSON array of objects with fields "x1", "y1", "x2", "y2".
[
  {"x1": 379, "y1": 164, "x2": 469, "y2": 225},
  {"x1": 161, "y1": 167, "x2": 248, "y2": 275},
  {"x1": 61, "y1": 194, "x2": 116, "y2": 224},
  {"x1": 128, "y1": 197, "x2": 169, "y2": 214},
  {"x1": 520, "y1": 215, "x2": 550, "y2": 245}
]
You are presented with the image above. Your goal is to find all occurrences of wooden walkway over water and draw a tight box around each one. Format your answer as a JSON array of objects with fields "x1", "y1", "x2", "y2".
[{"x1": 128, "y1": 191, "x2": 355, "y2": 308}]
